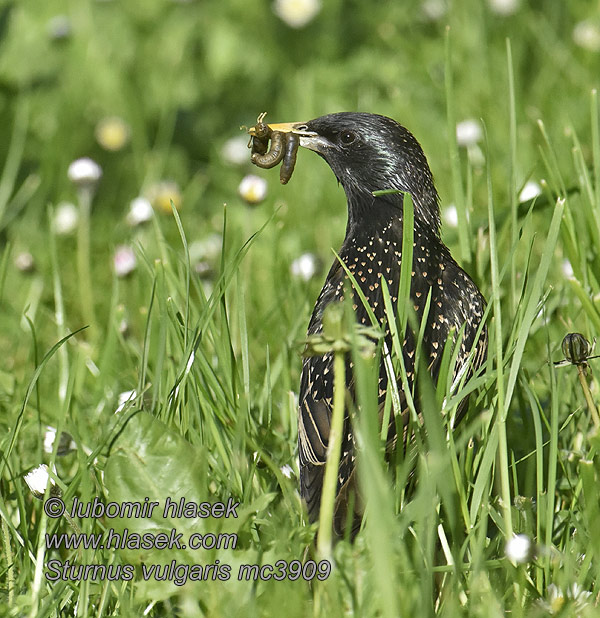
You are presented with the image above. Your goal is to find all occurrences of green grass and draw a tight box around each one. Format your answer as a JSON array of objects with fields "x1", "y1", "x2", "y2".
[{"x1": 2, "y1": 0, "x2": 600, "y2": 616}]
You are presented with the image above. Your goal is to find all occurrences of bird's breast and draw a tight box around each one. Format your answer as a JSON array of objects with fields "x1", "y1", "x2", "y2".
[{"x1": 308, "y1": 223, "x2": 485, "y2": 380}]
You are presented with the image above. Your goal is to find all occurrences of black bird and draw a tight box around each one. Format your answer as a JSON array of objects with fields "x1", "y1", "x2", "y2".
[{"x1": 252, "y1": 112, "x2": 487, "y2": 537}]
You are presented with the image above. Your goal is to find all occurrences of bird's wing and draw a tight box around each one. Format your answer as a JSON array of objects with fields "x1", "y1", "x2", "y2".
[
  {"x1": 298, "y1": 357, "x2": 332, "y2": 467},
  {"x1": 299, "y1": 255, "x2": 368, "y2": 526}
]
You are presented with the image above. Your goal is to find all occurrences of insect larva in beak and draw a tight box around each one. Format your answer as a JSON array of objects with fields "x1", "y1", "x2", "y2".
[
  {"x1": 250, "y1": 121, "x2": 271, "y2": 156},
  {"x1": 251, "y1": 131, "x2": 285, "y2": 169},
  {"x1": 280, "y1": 132, "x2": 299, "y2": 185}
]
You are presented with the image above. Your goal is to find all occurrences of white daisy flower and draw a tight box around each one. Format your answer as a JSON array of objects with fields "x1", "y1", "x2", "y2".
[
  {"x1": 44, "y1": 426, "x2": 76, "y2": 455},
  {"x1": 24, "y1": 464, "x2": 55, "y2": 498},
  {"x1": 518, "y1": 180, "x2": 542, "y2": 202},
  {"x1": 456, "y1": 119, "x2": 482, "y2": 147},
  {"x1": 14, "y1": 252, "x2": 35, "y2": 272},
  {"x1": 488, "y1": 0, "x2": 519, "y2": 16},
  {"x1": 147, "y1": 180, "x2": 182, "y2": 214},
  {"x1": 280, "y1": 464, "x2": 294, "y2": 479},
  {"x1": 44, "y1": 427, "x2": 58, "y2": 454},
  {"x1": 573, "y1": 21, "x2": 600, "y2": 52},
  {"x1": 67, "y1": 158, "x2": 102, "y2": 187},
  {"x1": 126, "y1": 197, "x2": 154, "y2": 226},
  {"x1": 238, "y1": 174, "x2": 268, "y2": 204},
  {"x1": 95, "y1": 116, "x2": 130, "y2": 151},
  {"x1": 443, "y1": 205, "x2": 458, "y2": 228},
  {"x1": 290, "y1": 252, "x2": 321, "y2": 281},
  {"x1": 539, "y1": 582, "x2": 592, "y2": 614},
  {"x1": 222, "y1": 136, "x2": 251, "y2": 166},
  {"x1": 190, "y1": 234, "x2": 223, "y2": 262},
  {"x1": 47, "y1": 15, "x2": 71, "y2": 40},
  {"x1": 421, "y1": 0, "x2": 447, "y2": 21},
  {"x1": 562, "y1": 259, "x2": 575, "y2": 280},
  {"x1": 113, "y1": 246, "x2": 137, "y2": 277},
  {"x1": 273, "y1": 0, "x2": 321, "y2": 28},
  {"x1": 116, "y1": 389, "x2": 137, "y2": 413},
  {"x1": 505, "y1": 533, "x2": 533, "y2": 564},
  {"x1": 53, "y1": 202, "x2": 79, "y2": 235}
]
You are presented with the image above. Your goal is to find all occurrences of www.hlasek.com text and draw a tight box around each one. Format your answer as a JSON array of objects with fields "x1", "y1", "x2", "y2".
[{"x1": 46, "y1": 527, "x2": 237, "y2": 552}]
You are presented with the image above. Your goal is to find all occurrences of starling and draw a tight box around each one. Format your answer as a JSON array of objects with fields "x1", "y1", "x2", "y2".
[{"x1": 251, "y1": 112, "x2": 487, "y2": 537}]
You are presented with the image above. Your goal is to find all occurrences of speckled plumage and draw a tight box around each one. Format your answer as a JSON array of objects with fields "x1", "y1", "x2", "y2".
[{"x1": 293, "y1": 113, "x2": 487, "y2": 536}]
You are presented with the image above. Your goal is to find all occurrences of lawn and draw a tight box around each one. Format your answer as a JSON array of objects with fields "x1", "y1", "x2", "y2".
[{"x1": 1, "y1": 0, "x2": 600, "y2": 616}]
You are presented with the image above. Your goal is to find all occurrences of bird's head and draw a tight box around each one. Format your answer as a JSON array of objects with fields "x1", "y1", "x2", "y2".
[{"x1": 256, "y1": 112, "x2": 441, "y2": 232}]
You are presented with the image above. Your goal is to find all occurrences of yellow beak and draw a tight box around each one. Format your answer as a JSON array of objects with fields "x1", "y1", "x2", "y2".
[{"x1": 248, "y1": 121, "x2": 315, "y2": 137}]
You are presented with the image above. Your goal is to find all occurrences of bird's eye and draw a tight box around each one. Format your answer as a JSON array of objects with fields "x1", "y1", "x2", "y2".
[{"x1": 340, "y1": 130, "x2": 356, "y2": 145}]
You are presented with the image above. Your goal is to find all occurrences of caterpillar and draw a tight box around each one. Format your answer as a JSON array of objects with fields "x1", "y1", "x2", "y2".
[
  {"x1": 248, "y1": 113, "x2": 300, "y2": 184},
  {"x1": 251, "y1": 130, "x2": 285, "y2": 169},
  {"x1": 279, "y1": 132, "x2": 299, "y2": 185}
]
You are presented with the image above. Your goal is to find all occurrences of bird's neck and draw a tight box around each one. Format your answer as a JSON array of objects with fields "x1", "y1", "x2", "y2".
[{"x1": 344, "y1": 186, "x2": 441, "y2": 238}]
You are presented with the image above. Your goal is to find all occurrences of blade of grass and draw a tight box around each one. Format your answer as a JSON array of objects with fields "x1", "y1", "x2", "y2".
[
  {"x1": 506, "y1": 39, "x2": 518, "y2": 312},
  {"x1": 316, "y1": 311, "x2": 347, "y2": 559},
  {"x1": 592, "y1": 89, "x2": 600, "y2": 212},
  {"x1": 398, "y1": 193, "x2": 414, "y2": 334},
  {"x1": 445, "y1": 27, "x2": 471, "y2": 265},
  {"x1": 485, "y1": 125, "x2": 512, "y2": 538},
  {"x1": 170, "y1": 201, "x2": 191, "y2": 349},
  {"x1": 504, "y1": 197, "x2": 564, "y2": 407},
  {"x1": 353, "y1": 331, "x2": 401, "y2": 618},
  {"x1": 0, "y1": 326, "x2": 87, "y2": 477},
  {"x1": 0, "y1": 97, "x2": 28, "y2": 228}
]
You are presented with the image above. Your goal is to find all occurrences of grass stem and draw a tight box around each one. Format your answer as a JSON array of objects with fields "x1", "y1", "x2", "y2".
[
  {"x1": 577, "y1": 365, "x2": 600, "y2": 428},
  {"x1": 76, "y1": 187, "x2": 97, "y2": 335},
  {"x1": 1, "y1": 516, "x2": 14, "y2": 606},
  {"x1": 317, "y1": 348, "x2": 346, "y2": 559}
]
